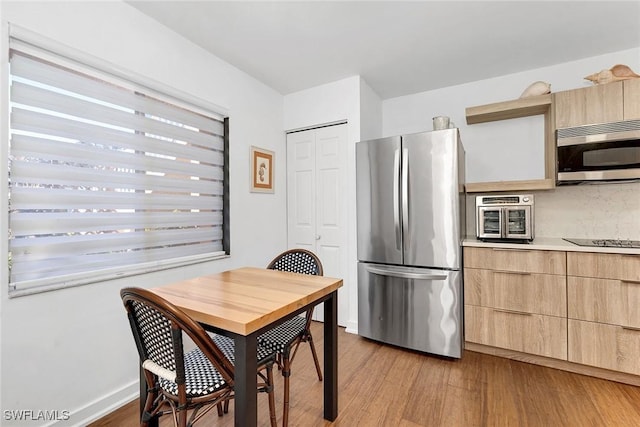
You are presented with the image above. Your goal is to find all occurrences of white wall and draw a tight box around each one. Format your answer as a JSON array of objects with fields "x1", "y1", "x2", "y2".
[
  {"x1": 284, "y1": 75, "x2": 380, "y2": 334},
  {"x1": 359, "y1": 78, "x2": 383, "y2": 141},
  {"x1": 0, "y1": 2, "x2": 286, "y2": 426},
  {"x1": 383, "y1": 48, "x2": 640, "y2": 240}
]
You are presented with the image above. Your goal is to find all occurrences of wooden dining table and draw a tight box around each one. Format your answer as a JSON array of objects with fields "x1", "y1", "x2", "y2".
[{"x1": 145, "y1": 266, "x2": 343, "y2": 427}]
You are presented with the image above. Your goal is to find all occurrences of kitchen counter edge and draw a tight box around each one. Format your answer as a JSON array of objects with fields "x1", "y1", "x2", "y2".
[{"x1": 462, "y1": 237, "x2": 640, "y2": 255}]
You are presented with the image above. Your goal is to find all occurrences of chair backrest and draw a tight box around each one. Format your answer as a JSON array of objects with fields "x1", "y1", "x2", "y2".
[
  {"x1": 267, "y1": 249, "x2": 323, "y2": 276},
  {"x1": 120, "y1": 287, "x2": 235, "y2": 390}
]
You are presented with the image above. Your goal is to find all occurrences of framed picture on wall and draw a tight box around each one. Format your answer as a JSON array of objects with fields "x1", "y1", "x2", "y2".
[{"x1": 250, "y1": 146, "x2": 274, "y2": 193}]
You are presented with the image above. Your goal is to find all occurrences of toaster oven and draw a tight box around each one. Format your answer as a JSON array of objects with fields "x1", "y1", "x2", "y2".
[{"x1": 476, "y1": 194, "x2": 534, "y2": 241}]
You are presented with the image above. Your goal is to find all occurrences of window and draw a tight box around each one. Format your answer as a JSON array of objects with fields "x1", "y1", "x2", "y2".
[{"x1": 7, "y1": 31, "x2": 229, "y2": 297}]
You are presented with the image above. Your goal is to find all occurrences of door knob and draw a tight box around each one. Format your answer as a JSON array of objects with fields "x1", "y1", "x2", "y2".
[{"x1": 315, "y1": 235, "x2": 321, "y2": 240}]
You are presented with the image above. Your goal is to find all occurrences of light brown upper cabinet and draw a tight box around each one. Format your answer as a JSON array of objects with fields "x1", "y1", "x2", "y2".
[
  {"x1": 554, "y1": 80, "x2": 640, "y2": 129},
  {"x1": 623, "y1": 78, "x2": 640, "y2": 120}
]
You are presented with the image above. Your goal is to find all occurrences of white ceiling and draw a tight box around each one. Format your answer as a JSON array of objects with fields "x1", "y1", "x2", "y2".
[{"x1": 128, "y1": 1, "x2": 640, "y2": 100}]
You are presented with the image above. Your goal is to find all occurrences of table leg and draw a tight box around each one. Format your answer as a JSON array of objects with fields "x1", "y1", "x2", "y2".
[
  {"x1": 323, "y1": 290, "x2": 338, "y2": 420},
  {"x1": 234, "y1": 332, "x2": 259, "y2": 427}
]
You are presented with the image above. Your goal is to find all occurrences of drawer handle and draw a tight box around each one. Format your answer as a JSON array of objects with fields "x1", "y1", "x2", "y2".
[
  {"x1": 492, "y1": 248, "x2": 531, "y2": 253},
  {"x1": 621, "y1": 326, "x2": 640, "y2": 333},
  {"x1": 492, "y1": 270, "x2": 532, "y2": 276},
  {"x1": 622, "y1": 280, "x2": 640, "y2": 286},
  {"x1": 493, "y1": 308, "x2": 532, "y2": 316}
]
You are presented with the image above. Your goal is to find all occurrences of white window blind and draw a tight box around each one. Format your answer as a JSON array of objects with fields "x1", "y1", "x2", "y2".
[{"x1": 8, "y1": 36, "x2": 229, "y2": 297}]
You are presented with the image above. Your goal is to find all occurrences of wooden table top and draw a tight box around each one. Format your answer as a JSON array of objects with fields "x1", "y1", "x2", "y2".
[{"x1": 150, "y1": 267, "x2": 343, "y2": 335}]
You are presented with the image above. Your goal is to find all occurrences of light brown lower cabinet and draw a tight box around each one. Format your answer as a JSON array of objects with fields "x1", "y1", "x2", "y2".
[
  {"x1": 463, "y1": 247, "x2": 567, "y2": 360},
  {"x1": 568, "y1": 276, "x2": 640, "y2": 327},
  {"x1": 568, "y1": 319, "x2": 640, "y2": 376},
  {"x1": 567, "y1": 251, "x2": 640, "y2": 282},
  {"x1": 464, "y1": 246, "x2": 640, "y2": 385},
  {"x1": 465, "y1": 305, "x2": 567, "y2": 359},
  {"x1": 464, "y1": 247, "x2": 566, "y2": 275},
  {"x1": 465, "y1": 268, "x2": 566, "y2": 317},
  {"x1": 566, "y1": 252, "x2": 640, "y2": 376}
]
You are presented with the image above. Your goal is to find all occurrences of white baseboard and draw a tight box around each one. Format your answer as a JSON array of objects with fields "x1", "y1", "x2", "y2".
[
  {"x1": 345, "y1": 320, "x2": 358, "y2": 335},
  {"x1": 45, "y1": 380, "x2": 138, "y2": 427}
]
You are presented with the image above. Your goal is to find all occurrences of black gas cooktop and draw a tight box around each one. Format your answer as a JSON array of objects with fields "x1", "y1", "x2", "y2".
[{"x1": 563, "y1": 238, "x2": 640, "y2": 248}]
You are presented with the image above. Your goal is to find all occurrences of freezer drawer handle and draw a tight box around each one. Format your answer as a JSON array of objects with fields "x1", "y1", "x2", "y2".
[{"x1": 365, "y1": 265, "x2": 447, "y2": 281}]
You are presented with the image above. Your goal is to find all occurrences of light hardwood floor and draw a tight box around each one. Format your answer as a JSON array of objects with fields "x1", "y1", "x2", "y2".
[{"x1": 91, "y1": 322, "x2": 640, "y2": 427}]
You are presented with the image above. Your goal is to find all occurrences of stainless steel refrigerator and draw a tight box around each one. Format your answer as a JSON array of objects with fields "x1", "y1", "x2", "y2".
[{"x1": 356, "y1": 129, "x2": 465, "y2": 358}]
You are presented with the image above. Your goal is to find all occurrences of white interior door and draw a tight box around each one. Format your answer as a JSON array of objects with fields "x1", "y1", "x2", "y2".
[
  {"x1": 286, "y1": 123, "x2": 348, "y2": 326},
  {"x1": 286, "y1": 130, "x2": 316, "y2": 251}
]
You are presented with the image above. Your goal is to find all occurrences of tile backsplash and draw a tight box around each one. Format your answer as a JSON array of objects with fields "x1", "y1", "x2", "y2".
[{"x1": 466, "y1": 181, "x2": 640, "y2": 240}]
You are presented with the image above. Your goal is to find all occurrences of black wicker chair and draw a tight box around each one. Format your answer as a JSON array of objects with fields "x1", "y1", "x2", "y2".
[
  {"x1": 257, "y1": 249, "x2": 324, "y2": 427},
  {"x1": 121, "y1": 287, "x2": 277, "y2": 427}
]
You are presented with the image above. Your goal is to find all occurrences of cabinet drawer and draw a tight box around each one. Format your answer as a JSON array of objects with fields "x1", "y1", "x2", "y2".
[
  {"x1": 567, "y1": 252, "x2": 640, "y2": 281},
  {"x1": 568, "y1": 319, "x2": 640, "y2": 376},
  {"x1": 568, "y1": 276, "x2": 640, "y2": 328},
  {"x1": 465, "y1": 305, "x2": 567, "y2": 359},
  {"x1": 464, "y1": 247, "x2": 566, "y2": 275},
  {"x1": 464, "y1": 268, "x2": 566, "y2": 316}
]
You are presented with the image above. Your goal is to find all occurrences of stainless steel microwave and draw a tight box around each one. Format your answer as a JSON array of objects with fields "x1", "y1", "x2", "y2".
[
  {"x1": 476, "y1": 194, "x2": 534, "y2": 241},
  {"x1": 557, "y1": 119, "x2": 640, "y2": 183}
]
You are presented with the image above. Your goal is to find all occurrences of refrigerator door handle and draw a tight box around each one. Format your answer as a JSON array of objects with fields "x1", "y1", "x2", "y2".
[
  {"x1": 393, "y1": 148, "x2": 401, "y2": 250},
  {"x1": 401, "y1": 148, "x2": 409, "y2": 251},
  {"x1": 365, "y1": 265, "x2": 447, "y2": 281}
]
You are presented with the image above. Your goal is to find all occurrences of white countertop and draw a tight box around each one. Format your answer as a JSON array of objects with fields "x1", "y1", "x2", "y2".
[{"x1": 463, "y1": 237, "x2": 640, "y2": 255}]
